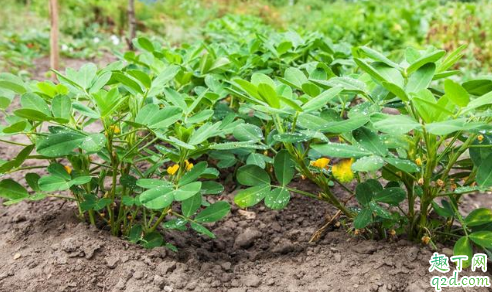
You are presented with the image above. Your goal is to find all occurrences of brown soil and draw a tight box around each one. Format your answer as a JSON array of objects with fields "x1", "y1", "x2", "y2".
[{"x1": 0, "y1": 58, "x2": 491, "y2": 292}]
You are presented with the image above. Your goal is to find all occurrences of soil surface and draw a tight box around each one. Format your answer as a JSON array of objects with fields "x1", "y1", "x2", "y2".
[{"x1": 0, "y1": 58, "x2": 491, "y2": 292}]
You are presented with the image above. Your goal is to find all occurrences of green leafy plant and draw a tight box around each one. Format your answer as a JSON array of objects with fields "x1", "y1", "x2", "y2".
[{"x1": 0, "y1": 61, "x2": 231, "y2": 250}]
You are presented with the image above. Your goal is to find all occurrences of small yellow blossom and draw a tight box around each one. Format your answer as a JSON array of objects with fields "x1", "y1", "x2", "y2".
[
  {"x1": 109, "y1": 125, "x2": 121, "y2": 134},
  {"x1": 301, "y1": 175, "x2": 306, "y2": 180},
  {"x1": 185, "y1": 160, "x2": 193, "y2": 171},
  {"x1": 418, "y1": 178, "x2": 424, "y2": 185},
  {"x1": 310, "y1": 157, "x2": 330, "y2": 169},
  {"x1": 477, "y1": 135, "x2": 484, "y2": 142},
  {"x1": 332, "y1": 158, "x2": 354, "y2": 183},
  {"x1": 225, "y1": 96, "x2": 232, "y2": 102},
  {"x1": 422, "y1": 235, "x2": 431, "y2": 245},
  {"x1": 389, "y1": 229, "x2": 396, "y2": 237},
  {"x1": 167, "y1": 164, "x2": 180, "y2": 175},
  {"x1": 64, "y1": 165, "x2": 72, "y2": 174},
  {"x1": 415, "y1": 157, "x2": 422, "y2": 166},
  {"x1": 436, "y1": 179, "x2": 445, "y2": 188},
  {"x1": 354, "y1": 229, "x2": 360, "y2": 236}
]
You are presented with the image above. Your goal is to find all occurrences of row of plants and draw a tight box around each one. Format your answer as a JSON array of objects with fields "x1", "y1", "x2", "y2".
[{"x1": 0, "y1": 17, "x2": 491, "y2": 264}]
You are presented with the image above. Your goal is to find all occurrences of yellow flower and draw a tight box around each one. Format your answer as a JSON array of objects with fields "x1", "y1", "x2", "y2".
[
  {"x1": 64, "y1": 165, "x2": 72, "y2": 174},
  {"x1": 185, "y1": 160, "x2": 193, "y2": 171},
  {"x1": 421, "y1": 235, "x2": 431, "y2": 245},
  {"x1": 310, "y1": 157, "x2": 330, "y2": 169},
  {"x1": 167, "y1": 164, "x2": 179, "y2": 175},
  {"x1": 332, "y1": 158, "x2": 354, "y2": 183},
  {"x1": 477, "y1": 134, "x2": 484, "y2": 142},
  {"x1": 109, "y1": 125, "x2": 121, "y2": 134},
  {"x1": 436, "y1": 179, "x2": 445, "y2": 187},
  {"x1": 415, "y1": 157, "x2": 422, "y2": 166}
]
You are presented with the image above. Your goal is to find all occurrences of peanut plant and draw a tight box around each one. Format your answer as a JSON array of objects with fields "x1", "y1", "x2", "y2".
[{"x1": 0, "y1": 16, "x2": 491, "y2": 258}]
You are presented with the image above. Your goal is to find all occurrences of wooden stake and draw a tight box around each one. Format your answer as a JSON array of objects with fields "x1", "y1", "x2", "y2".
[
  {"x1": 49, "y1": 0, "x2": 59, "y2": 72},
  {"x1": 127, "y1": 0, "x2": 136, "y2": 50}
]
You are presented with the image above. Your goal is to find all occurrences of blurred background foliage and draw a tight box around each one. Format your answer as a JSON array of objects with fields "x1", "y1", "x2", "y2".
[{"x1": 1, "y1": 0, "x2": 491, "y2": 77}]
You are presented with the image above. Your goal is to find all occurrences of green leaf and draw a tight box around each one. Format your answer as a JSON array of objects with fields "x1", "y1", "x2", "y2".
[
  {"x1": 353, "y1": 127, "x2": 388, "y2": 156},
  {"x1": 265, "y1": 187, "x2": 290, "y2": 210},
  {"x1": 425, "y1": 119, "x2": 466, "y2": 136},
  {"x1": 470, "y1": 134, "x2": 492, "y2": 167},
  {"x1": 462, "y1": 79, "x2": 492, "y2": 96},
  {"x1": 372, "y1": 114, "x2": 421, "y2": 135},
  {"x1": 139, "y1": 186, "x2": 174, "y2": 210},
  {"x1": 234, "y1": 184, "x2": 270, "y2": 208},
  {"x1": 476, "y1": 153, "x2": 492, "y2": 188},
  {"x1": 463, "y1": 90, "x2": 492, "y2": 114},
  {"x1": 21, "y1": 93, "x2": 51, "y2": 116},
  {"x1": 112, "y1": 72, "x2": 143, "y2": 94},
  {"x1": 182, "y1": 193, "x2": 202, "y2": 218},
  {"x1": 284, "y1": 67, "x2": 308, "y2": 89},
  {"x1": 36, "y1": 131, "x2": 86, "y2": 157},
  {"x1": 3, "y1": 121, "x2": 27, "y2": 134},
  {"x1": 136, "y1": 179, "x2": 172, "y2": 189},
  {"x1": 453, "y1": 236, "x2": 473, "y2": 269},
  {"x1": 179, "y1": 161, "x2": 207, "y2": 186},
  {"x1": 351, "y1": 156, "x2": 384, "y2": 172},
  {"x1": 137, "y1": 37, "x2": 154, "y2": 52},
  {"x1": 200, "y1": 181, "x2": 224, "y2": 195},
  {"x1": 39, "y1": 175, "x2": 70, "y2": 192},
  {"x1": 237, "y1": 165, "x2": 271, "y2": 186},
  {"x1": 163, "y1": 88, "x2": 187, "y2": 111},
  {"x1": 92, "y1": 88, "x2": 124, "y2": 118},
  {"x1": 359, "y1": 46, "x2": 399, "y2": 68},
  {"x1": 47, "y1": 163, "x2": 71, "y2": 179},
  {"x1": 444, "y1": 79, "x2": 470, "y2": 107},
  {"x1": 384, "y1": 158, "x2": 419, "y2": 173},
  {"x1": 318, "y1": 116, "x2": 369, "y2": 133},
  {"x1": 0, "y1": 73, "x2": 27, "y2": 93},
  {"x1": 143, "y1": 232, "x2": 163, "y2": 249},
  {"x1": 210, "y1": 141, "x2": 268, "y2": 150},
  {"x1": 374, "y1": 187, "x2": 406, "y2": 206},
  {"x1": 354, "y1": 58, "x2": 386, "y2": 83},
  {"x1": 469, "y1": 231, "x2": 492, "y2": 248},
  {"x1": 81, "y1": 133, "x2": 106, "y2": 153},
  {"x1": 51, "y1": 95, "x2": 72, "y2": 122},
  {"x1": 0, "y1": 144, "x2": 35, "y2": 174},
  {"x1": 274, "y1": 150, "x2": 295, "y2": 186},
  {"x1": 233, "y1": 124, "x2": 263, "y2": 142},
  {"x1": 302, "y1": 86, "x2": 343, "y2": 112},
  {"x1": 355, "y1": 179, "x2": 382, "y2": 206},
  {"x1": 135, "y1": 104, "x2": 182, "y2": 129},
  {"x1": 465, "y1": 208, "x2": 492, "y2": 227},
  {"x1": 70, "y1": 176, "x2": 91, "y2": 186},
  {"x1": 14, "y1": 108, "x2": 51, "y2": 121},
  {"x1": 0, "y1": 179, "x2": 28, "y2": 201},
  {"x1": 406, "y1": 50, "x2": 445, "y2": 74},
  {"x1": 354, "y1": 209, "x2": 373, "y2": 229},
  {"x1": 406, "y1": 63, "x2": 435, "y2": 93},
  {"x1": 26, "y1": 173, "x2": 41, "y2": 192},
  {"x1": 173, "y1": 182, "x2": 202, "y2": 201},
  {"x1": 190, "y1": 222, "x2": 215, "y2": 238},
  {"x1": 246, "y1": 153, "x2": 266, "y2": 168},
  {"x1": 311, "y1": 143, "x2": 372, "y2": 158},
  {"x1": 369, "y1": 201, "x2": 392, "y2": 219},
  {"x1": 195, "y1": 201, "x2": 230, "y2": 223}
]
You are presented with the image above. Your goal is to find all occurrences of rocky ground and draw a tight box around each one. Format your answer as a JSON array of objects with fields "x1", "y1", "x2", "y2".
[{"x1": 0, "y1": 58, "x2": 491, "y2": 292}]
